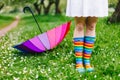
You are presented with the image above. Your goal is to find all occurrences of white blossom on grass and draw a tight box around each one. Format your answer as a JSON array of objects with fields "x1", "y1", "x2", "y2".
[
  {"x1": 80, "y1": 75, "x2": 82, "y2": 77},
  {"x1": 70, "y1": 50, "x2": 72, "y2": 54},
  {"x1": 13, "y1": 77, "x2": 19, "y2": 80},
  {"x1": 7, "y1": 72, "x2": 12, "y2": 76},
  {"x1": 118, "y1": 74, "x2": 120, "y2": 77},
  {"x1": 14, "y1": 57, "x2": 17, "y2": 60},
  {"x1": 35, "y1": 74, "x2": 39, "y2": 79},
  {"x1": 23, "y1": 67, "x2": 27, "y2": 74},
  {"x1": 112, "y1": 58, "x2": 115, "y2": 62},
  {"x1": 0, "y1": 64, "x2": 1, "y2": 68},
  {"x1": 94, "y1": 75, "x2": 97, "y2": 78},
  {"x1": 29, "y1": 69, "x2": 33, "y2": 74}
]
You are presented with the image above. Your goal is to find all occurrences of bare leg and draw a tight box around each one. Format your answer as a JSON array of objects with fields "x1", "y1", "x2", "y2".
[
  {"x1": 74, "y1": 17, "x2": 86, "y2": 38},
  {"x1": 85, "y1": 17, "x2": 98, "y2": 37}
]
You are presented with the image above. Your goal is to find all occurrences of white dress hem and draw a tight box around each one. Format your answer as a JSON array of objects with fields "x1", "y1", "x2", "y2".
[{"x1": 66, "y1": 0, "x2": 108, "y2": 17}]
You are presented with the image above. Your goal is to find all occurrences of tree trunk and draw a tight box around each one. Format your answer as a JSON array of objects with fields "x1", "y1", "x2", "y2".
[
  {"x1": 0, "y1": 4, "x2": 4, "y2": 11},
  {"x1": 34, "y1": 0, "x2": 61, "y2": 15},
  {"x1": 43, "y1": 0, "x2": 54, "y2": 15},
  {"x1": 55, "y1": 0, "x2": 61, "y2": 14},
  {"x1": 108, "y1": 0, "x2": 120, "y2": 23},
  {"x1": 34, "y1": 2, "x2": 41, "y2": 15}
]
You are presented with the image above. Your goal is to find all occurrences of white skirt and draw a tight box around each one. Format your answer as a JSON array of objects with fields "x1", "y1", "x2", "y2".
[{"x1": 66, "y1": 0, "x2": 108, "y2": 17}]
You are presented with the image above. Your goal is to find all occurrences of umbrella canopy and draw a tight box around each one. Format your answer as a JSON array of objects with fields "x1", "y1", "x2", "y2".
[
  {"x1": 13, "y1": 21, "x2": 71, "y2": 53},
  {"x1": 13, "y1": 6, "x2": 71, "y2": 53}
]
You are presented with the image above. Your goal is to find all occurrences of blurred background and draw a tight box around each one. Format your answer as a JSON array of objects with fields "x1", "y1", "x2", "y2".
[
  {"x1": 0, "y1": 0, "x2": 118, "y2": 14},
  {"x1": 0, "y1": 0, "x2": 120, "y2": 23}
]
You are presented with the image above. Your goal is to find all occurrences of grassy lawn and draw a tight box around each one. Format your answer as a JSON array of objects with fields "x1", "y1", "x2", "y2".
[
  {"x1": 0, "y1": 15, "x2": 14, "y2": 29},
  {"x1": 0, "y1": 14, "x2": 120, "y2": 80}
]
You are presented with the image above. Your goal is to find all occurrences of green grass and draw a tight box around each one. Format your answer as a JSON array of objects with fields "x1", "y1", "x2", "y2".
[
  {"x1": 0, "y1": 14, "x2": 120, "y2": 80},
  {"x1": 0, "y1": 14, "x2": 14, "y2": 29}
]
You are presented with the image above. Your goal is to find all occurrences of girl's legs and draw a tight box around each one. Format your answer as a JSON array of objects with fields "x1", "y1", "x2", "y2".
[
  {"x1": 85, "y1": 17, "x2": 98, "y2": 36},
  {"x1": 74, "y1": 17, "x2": 86, "y2": 37},
  {"x1": 73, "y1": 17, "x2": 86, "y2": 73},
  {"x1": 83, "y1": 17, "x2": 98, "y2": 72}
]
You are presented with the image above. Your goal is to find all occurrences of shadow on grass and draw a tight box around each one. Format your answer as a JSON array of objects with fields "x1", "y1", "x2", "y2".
[{"x1": 12, "y1": 48, "x2": 56, "y2": 57}]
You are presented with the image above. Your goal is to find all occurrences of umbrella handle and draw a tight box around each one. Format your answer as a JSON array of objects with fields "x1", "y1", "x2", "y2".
[{"x1": 23, "y1": 6, "x2": 43, "y2": 33}]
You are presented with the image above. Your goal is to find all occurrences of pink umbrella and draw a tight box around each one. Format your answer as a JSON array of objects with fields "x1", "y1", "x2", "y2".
[{"x1": 13, "y1": 7, "x2": 71, "y2": 53}]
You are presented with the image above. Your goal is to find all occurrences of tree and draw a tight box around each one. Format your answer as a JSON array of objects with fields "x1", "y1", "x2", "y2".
[
  {"x1": 55, "y1": 0, "x2": 61, "y2": 14},
  {"x1": 0, "y1": 0, "x2": 61, "y2": 15},
  {"x1": 0, "y1": 1, "x2": 4, "y2": 11},
  {"x1": 33, "y1": 0, "x2": 61, "y2": 15},
  {"x1": 108, "y1": 0, "x2": 120, "y2": 23},
  {"x1": 34, "y1": 1, "x2": 41, "y2": 15},
  {"x1": 0, "y1": 0, "x2": 35, "y2": 13},
  {"x1": 43, "y1": 0, "x2": 54, "y2": 15}
]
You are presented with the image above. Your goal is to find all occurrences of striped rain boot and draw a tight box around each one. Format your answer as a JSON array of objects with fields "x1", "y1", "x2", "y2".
[
  {"x1": 83, "y1": 36, "x2": 95, "y2": 72},
  {"x1": 74, "y1": 37, "x2": 85, "y2": 73}
]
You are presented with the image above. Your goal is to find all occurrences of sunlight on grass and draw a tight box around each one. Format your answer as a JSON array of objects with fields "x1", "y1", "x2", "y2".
[
  {"x1": 0, "y1": 15, "x2": 120, "y2": 80},
  {"x1": 0, "y1": 15, "x2": 14, "y2": 29}
]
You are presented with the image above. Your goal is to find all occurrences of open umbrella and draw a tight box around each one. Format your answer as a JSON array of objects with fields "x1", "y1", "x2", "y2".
[{"x1": 13, "y1": 7, "x2": 71, "y2": 53}]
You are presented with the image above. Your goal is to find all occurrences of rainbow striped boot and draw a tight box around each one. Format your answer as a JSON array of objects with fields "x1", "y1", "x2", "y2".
[
  {"x1": 74, "y1": 37, "x2": 85, "y2": 73},
  {"x1": 83, "y1": 36, "x2": 95, "y2": 72}
]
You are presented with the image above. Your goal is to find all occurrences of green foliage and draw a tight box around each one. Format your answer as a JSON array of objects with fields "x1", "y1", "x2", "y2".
[
  {"x1": 1, "y1": 0, "x2": 35, "y2": 5},
  {"x1": 0, "y1": 15, "x2": 120, "y2": 80},
  {"x1": 109, "y1": 0, "x2": 118, "y2": 7},
  {"x1": 0, "y1": 0, "x2": 119, "y2": 14},
  {"x1": 0, "y1": 14, "x2": 14, "y2": 29}
]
